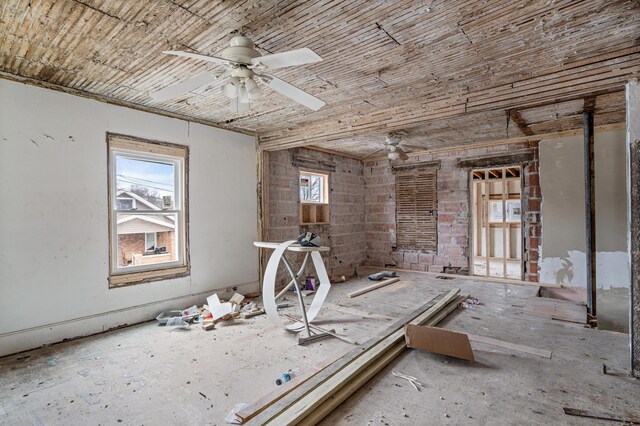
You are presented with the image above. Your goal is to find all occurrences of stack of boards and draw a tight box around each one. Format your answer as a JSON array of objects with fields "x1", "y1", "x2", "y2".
[{"x1": 238, "y1": 289, "x2": 464, "y2": 425}]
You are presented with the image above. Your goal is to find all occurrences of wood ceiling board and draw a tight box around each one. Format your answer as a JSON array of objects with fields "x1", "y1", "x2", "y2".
[{"x1": 1, "y1": 0, "x2": 638, "y2": 154}]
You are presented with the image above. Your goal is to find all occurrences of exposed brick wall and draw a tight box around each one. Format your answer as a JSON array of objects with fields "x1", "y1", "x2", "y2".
[
  {"x1": 364, "y1": 142, "x2": 542, "y2": 281},
  {"x1": 118, "y1": 234, "x2": 144, "y2": 266},
  {"x1": 266, "y1": 148, "x2": 366, "y2": 278},
  {"x1": 522, "y1": 141, "x2": 542, "y2": 281},
  {"x1": 117, "y1": 231, "x2": 174, "y2": 266}
]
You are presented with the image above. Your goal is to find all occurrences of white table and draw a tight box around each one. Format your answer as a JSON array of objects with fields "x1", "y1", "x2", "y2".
[{"x1": 254, "y1": 241, "x2": 332, "y2": 344}]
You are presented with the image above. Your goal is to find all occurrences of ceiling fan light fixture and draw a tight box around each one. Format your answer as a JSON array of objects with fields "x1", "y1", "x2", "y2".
[
  {"x1": 388, "y1": 151, "x2": 400, "y2": 161},
  {"x1": 244, "y1": 78, "x2": 262, "y2": 100},
  {"x1": 238, "y1": 85, "x2": 249, "y2": 103},
  {"x1": 221, "y1": 77, "x2": 241, "y2": 99}
]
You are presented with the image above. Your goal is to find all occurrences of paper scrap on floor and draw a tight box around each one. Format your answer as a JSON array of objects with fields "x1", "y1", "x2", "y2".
[{"x1": 207, "y1": 293, "x2": 234, "y2": 320}]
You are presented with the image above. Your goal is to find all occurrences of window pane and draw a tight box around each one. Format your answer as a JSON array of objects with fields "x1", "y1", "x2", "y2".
[
  {"x1": 115, "y1": 157, "x2": 175, "y2": 211},
  {"x1": 116, "y1": 212, "x2": 178, "y2": 268},
  {"x1": 310, "y1": 176, "x2": 321, "y2": 202},
  {"x1": 117, "y1": 199, "x2": 133, "y2": 210},
  {"x1": 300, "y1": 175, "x2": 310, "y2": 201}
]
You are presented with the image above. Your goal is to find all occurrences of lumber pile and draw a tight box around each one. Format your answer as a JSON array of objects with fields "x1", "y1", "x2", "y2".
[{"x1": 244, "y1": 289, "x2": 463, "y2": 425}]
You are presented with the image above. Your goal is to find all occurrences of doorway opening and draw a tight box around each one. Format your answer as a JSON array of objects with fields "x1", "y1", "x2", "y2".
[{"x1": 471, "y1": 167, "x2": 522, "y2": 279}]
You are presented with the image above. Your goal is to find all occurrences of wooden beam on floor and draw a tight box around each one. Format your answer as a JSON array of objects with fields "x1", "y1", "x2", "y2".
[
  {"x1": 246, "y1": 289, "x2": 461, "y2": 425},
  {"x1": 347, "y1": 277, "x2": 400, "y2": 298}
]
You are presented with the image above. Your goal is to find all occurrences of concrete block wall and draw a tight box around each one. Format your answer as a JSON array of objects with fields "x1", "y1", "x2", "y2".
[
  {"x1": 267, "y1": 148, "x2": 366, "y2": 278},
  {"x1": 364, "y1": 142, "x2": 542, "y2": 281}
]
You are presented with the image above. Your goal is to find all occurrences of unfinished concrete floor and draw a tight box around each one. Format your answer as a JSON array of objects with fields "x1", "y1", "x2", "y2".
[{"x1": 1, "y1": 267, "x2": 638, "y2": 425}]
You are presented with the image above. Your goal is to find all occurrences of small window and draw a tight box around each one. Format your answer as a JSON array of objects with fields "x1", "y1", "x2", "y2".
[
  {"x1": 299, "y1": 170, "x2": 329, "y2": 224},
  {"x1": 108, "y1": 134, "x2": 189, "y2": 287},
  {"x1": 299, "y1": 171, "x2": 328, "y2": 203},
  {"x1": 117, "y1": 198, "x2": 134, "y2": 210}
]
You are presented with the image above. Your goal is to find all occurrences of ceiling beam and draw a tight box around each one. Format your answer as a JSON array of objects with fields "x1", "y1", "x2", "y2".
[
  {"x1": 507, "y1": 109, "x2": 534, "y2": 136},
  {"x1": 361, "y1": 122, "x2": 626, "y2": 163}
]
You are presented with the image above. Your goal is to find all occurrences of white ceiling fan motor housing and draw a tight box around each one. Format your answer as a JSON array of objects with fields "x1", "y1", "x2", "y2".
[{"x1": 218, "y1": 36, "x2": 262, "y2": 64}]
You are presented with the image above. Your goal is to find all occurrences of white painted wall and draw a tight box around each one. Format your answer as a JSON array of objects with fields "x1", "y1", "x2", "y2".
[
  {"x1": 0, "y1": 79, "x2": 258, "y2": 356},
  {"x1": 539, "y1": 129, "x2": 629, "y2": 290}
]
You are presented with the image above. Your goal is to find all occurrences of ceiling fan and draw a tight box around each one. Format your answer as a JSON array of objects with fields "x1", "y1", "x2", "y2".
[
  {"x1": 150, "y1": 36, "x2": 326, "y2": 112},
  {"x1": 364, "y1": 131, "x2": 419, "y2": 161}
]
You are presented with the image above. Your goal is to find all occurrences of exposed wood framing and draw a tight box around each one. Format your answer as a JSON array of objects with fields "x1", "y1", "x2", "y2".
[
  {"x1": 458, "y1": 149, "x2": 534, "y2": 169},
  {"x1": 257, "y1": 149, "x2": 270, "y2": 283},
  {"x1": 1, "y1": 1, "x2": 637, "y2": 158},
  {"x1": 261, "y1": 48, "x2": 640, "y2": 151},
  {"x1": 627, "y1": 78, "x2": 640, "y2": 379},
  {"x1": 508, "y1": 109, "x2": 534, "y2": 136}
]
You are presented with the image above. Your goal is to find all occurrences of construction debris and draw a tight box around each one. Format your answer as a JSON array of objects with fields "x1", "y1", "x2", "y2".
[
  {"x1": 391, "y1": 370, "x2": 423, "y2": 391},
  {"x1": 367, "y1": 271, "x2": 397, "y2": 281}
]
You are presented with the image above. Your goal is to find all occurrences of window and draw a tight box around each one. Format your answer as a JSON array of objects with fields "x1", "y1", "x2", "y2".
[
  {"x1": 300, "y1": 172, "x2": 326, "y2": 203},
  {"x1": 108, "y1": 133, "x2": 189, "y2": 287},
  {"x1": 117, "y1": 198, "x2": 134, "y2": 210},
  {"x1": 395, "y1": 170, "x2": 437, "y2": 251},
  {"x1": 299, "y1": 170, "x2": 329, "y2": 224}
]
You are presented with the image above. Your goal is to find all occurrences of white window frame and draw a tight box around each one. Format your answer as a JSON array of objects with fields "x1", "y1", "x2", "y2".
[
  {"x1": 107, "y1": 133, "x2": 189, "y2": 287},
  {"x1": 299, "y1": 170, "x2": 329, "y2": 204}
]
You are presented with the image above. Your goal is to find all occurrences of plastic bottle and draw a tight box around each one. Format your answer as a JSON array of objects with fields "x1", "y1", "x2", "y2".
[{"x1": 276, "y1": 370, "x2": 295, "y2": 385}]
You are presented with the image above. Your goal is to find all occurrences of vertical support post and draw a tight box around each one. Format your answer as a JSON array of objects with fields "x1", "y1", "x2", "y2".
[
  {"x1": 583, "y1": 106, "x2": 596, "y2": 317},
  {"x1": 257, "y1": 147, "x2": 270, "y2": 284},
  {"x1": 626, "y1": 79, "x2": 640, "y2": 378},
  {"x1": 484, "y1": 170, "x2": 490, "y2": 277}
]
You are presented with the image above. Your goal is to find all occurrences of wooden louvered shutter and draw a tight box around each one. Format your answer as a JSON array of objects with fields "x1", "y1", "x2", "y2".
[{"x1": 396, "y1": 171, "x2": 437, "y2": 251}]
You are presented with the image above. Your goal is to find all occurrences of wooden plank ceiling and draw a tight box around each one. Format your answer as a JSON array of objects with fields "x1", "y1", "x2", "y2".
[{"x1": 0, "y1": 0, "x2": 638, "y2": 158}]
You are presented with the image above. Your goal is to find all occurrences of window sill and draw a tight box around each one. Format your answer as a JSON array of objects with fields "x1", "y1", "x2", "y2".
[{"x1": 109, "y1": 265, "x2": 189, "y2": 288}]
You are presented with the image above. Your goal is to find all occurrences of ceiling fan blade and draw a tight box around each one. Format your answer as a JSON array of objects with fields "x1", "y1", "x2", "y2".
[
  {"x1": 396, "y1": 146, "x2": 409, "y2": 161},
  {"x1": 230, "y1": 98, "x2": 250, "y2": 113},
  {"x1": 263, "y1": 75, "x2": 325, "y2": 111},
  {"x1": 163, "y1": 50, "x2": 237, "y2": 65},
  {"x1": 150, "y1": 72, "x2": 218, "y2": 102},
  {"x1": 362, "y1": 147, "x2": 388, "y2": 159},
  {"x1": 252, "y1": 47, "x2": 322, "y2": 69}
]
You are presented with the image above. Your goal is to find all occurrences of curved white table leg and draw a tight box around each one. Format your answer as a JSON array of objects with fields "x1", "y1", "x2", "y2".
[{"x1": 262, "y1": 241, "x2": 332, "y2": 329}]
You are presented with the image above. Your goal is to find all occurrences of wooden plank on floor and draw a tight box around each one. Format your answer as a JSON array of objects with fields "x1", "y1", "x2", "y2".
[
  {"x1": 247, "y1": 289, "x2": 461, "y2": 425},
  {"x1": 468, "y1": 334, "x2": 552, "y2": 359},
  {"x1": 563, "y1": 407, "x2": 640, "y2": 423},
  {"x1": 347, "y1": 277, "x2": 401, "y2": 298}
]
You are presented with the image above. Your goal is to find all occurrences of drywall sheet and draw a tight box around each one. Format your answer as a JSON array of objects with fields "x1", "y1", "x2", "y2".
[
  {"x1": 539, "y1": 130, "x2": 629, "y2": 289},
  {"x1": 538, "y1": 129, "x2": 629, "y2": 331},
  {"x1": 0, "y1": 79, "x2": 258, "y2": 356}
]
